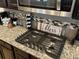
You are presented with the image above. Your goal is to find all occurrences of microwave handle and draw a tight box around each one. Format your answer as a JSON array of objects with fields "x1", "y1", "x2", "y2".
[{"x1": 57, "y1": 0, "x2": 61, "y2": 10}]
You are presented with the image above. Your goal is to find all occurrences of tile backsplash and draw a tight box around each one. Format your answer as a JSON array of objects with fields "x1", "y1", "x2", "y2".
[
  {"x1": 3, "y1": 8, "x2": 79, "y2": 30},
  {"x1": 5, "y1": 9, "x2": 32, "y2": 29}
]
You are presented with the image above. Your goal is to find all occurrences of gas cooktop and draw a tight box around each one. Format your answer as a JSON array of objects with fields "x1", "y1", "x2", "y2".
[{"x1": 16, "y1": 30, "x2": 66, "y2": 59}]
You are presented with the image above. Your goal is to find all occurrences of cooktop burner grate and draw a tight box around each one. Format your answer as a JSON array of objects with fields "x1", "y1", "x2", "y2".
[{"x1": 16, "y1": 30, "x2": 66, "y2": 59}]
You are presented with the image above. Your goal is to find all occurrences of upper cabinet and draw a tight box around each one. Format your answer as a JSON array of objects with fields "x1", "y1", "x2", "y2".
[
  {"x1": 7, "y1": 0, "x2": 17, "y2": 4},
  {"x1": 7, "y1": 0, "x2": 18, "y2": 10},
  {"x1": 0, "y1": 0, "x2": 18, "y2": 10},
  {"x1": 0, "y1": 0, "x2": 7, "y2": 8}
]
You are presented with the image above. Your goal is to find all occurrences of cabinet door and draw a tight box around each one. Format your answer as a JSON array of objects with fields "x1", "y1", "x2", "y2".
[
  {"x1": 0, "y1": 40, "x2": 14, "y2": 59},
  {"x1": 7, "y1": 0, "x2": 18, "y2": 9},
  {"x1": 14, "y1": 48, "x2": 29, "y2": 59},
  {"x1": 14, "y1": 47, "x2": 38, "y2": 59},
  {"x1": 1, "y1": 46, "x2": 14, "y2": 59},
  {"x1": 7, "y1": 0, "x2": 17, "y2": 4},
  {"x1": 7, "y1": 4, "x2": 18, "y2": 10},
  {"x1": 0, "y1": 45, "x2": 5, "y2": 59},
  {"x1": 15, "y1": 53, "x2": 27, "y2": 59},
  {"x1": 0, "y1": 0, "x2": 6, "y2": 7},
  {"x1": 30, "y1": 55, "x2": 38, "y2": 59}
]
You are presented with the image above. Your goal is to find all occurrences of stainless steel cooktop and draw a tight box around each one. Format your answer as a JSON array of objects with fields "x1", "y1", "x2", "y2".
[{"x1": 16, "y1": 30, "x2": 65, "y2": 59}]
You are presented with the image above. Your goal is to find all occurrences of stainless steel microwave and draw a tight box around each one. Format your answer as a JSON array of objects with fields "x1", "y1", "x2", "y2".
[{"x1": 17, "y1": 0, "x2": 76, "y2": 17}]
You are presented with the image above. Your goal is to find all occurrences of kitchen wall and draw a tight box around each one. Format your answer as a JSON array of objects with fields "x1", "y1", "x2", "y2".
[{"x1": 33, "y1": 13, "x2": 79, "y2": 25}]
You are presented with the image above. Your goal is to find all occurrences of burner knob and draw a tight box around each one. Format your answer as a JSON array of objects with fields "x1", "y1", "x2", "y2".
[
  {"x1": 31, "y1": 43, "x2": 34, "y2": 49},
  {"x1": 38, "y1": 48, "x2": 41, "y2": 52},
  {"x1": 26, "y1": 43, "x2": 30, "y2": 47},
  {"x1": 35, "y1": 45, "x2": 38, "y2": 51},
  {"x1": 23, "y1": 39, "x2": 29, "y2": 43},
  {"x1": 39, "y1": 47, "x2": 42, "y2": 51}
]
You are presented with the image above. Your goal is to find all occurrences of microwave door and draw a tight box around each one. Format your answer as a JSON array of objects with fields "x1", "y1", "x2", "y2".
[
  {"x1": 41, "y1": 0, "x2": 57, "y2": 10},
  {"x1": 61, "y1": 0, "x2": 73, "y2": 12},
  {"x1": 42, "y1": 0, "x2": 56, "y2": 9},
  {"x1": 30, "y1": 0, "x2": 56, "y2": 9},
  {"x1": 18, "y1": 0, "x2": 59, "y2": 10}
]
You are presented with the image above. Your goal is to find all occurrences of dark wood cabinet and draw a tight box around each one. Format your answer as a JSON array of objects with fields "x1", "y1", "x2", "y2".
[
  {"x1": 7, "y1": 0, "x2": 18, "y2": 10},
  {"x1": 0, "y1": 40, "x2": 14, "y2": 59},
  {"x1": 1, "y1": 46, "x2": 14, "y2": 59},
  {"x1": 0, "y1": 0, "x2": 18, "y2": 9},
  {"x1": 0, "y1": 45, "x2": 5, "y2": 59},
  {"x1": 0, "y1": 40, "x2": 38, "y2": 59},
  {"x1": 0, "y1": 0, "x2": 7, "y2": 8},
  {"x1": 14, "y1": 48, "x2": 30, "y2": 59},
  {"x1": 14, "y1": 47, "x2": 38, "y2": 59},
  {"x1": 15, "y1": 54, "x2": 27, "y2": 59},
  {"x1": 30, "y1": 55, "x2": 38, "y2": 59}
]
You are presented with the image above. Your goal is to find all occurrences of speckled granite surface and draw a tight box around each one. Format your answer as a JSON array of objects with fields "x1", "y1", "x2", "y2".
[
  {"x1": 0, "y1": 25, "x2": 52, "y2": 59},
  {"x1": 0, "y1": 25, "x2": 79, "y2": 59},
  {"x1": 60, "y1": 41, "x2": 79, "y2": 59}
]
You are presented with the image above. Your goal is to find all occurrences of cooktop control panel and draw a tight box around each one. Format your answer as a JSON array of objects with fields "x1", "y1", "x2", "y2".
[{"x1": 16, "y1": 30, "x2": 65, "y2": 59}]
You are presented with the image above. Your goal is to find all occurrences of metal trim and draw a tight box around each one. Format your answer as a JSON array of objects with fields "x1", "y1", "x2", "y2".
[
  {"x1": 17, "y1": 0, "x2": 19, "y2": 7},
  {"x1": 57, "y1": 0, "x2": 61, "y2": 10},
  {"x1": 70, "y1": 0, "x2": 76, "y2": 17}
]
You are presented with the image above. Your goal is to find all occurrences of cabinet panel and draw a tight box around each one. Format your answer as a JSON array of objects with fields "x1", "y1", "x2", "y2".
[
  {"x1": 0, "y1": 40, "x2": 14, "y2": 59},
  {"x1": 0, "y1": 54, "x2": 2, "y2": 59},
  {"x1": 7, "y1": 0, "x2": 17, "y2": 4},
  {"x1": 15, "y1": 53, "x2": 27, "y2": 59},
  {"x1": 7, "y1": 0, "x2": 18, "y2": 10},
  {"x1": 14, "y1": 48, "x2": 29, "y2": 59},
  {"x1": 72, "y1": 0, "x2": 79, "y2": 19},
  {"x1": 7, "y1": 4, "x2": 18, "y2": 10},
  {"x1": 30, "y1": 55, "x2": 38, "y2": 59},
  {"x1": 0, "y1": 45, "x2": 5, "y2": 59},
  {"x1": 1, "y1": 46, "x2": 14, "y2": 59},
  {"x1": 14, "y1": 47, "x2": 38, "y2": 59},
  {"x1": 0, "y1": 40, "x2": 12, "y2": 50},
  {"x1": 0, "y1": 0, "x2": 7, "y2": 7}
]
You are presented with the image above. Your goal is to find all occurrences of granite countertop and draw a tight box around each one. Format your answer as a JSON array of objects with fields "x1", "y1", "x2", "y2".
[{"x1": 0, "y1": 25, "x2": 79, "y2": 59}]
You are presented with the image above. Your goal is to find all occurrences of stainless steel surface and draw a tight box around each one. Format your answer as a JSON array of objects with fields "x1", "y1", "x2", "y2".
[
  {"x1": 18, "y1": 0, "x2": 76, "y2": 17},
  {"x1": 57, "y1": 0, "x2": 61, "y2": 10},
  {"x1": 0, "y1": 46, "x2": 4, "y2": 59},
  {"x1": 60, "y1": 0, "x2": 76, "y2": 17},
  {"x1": 18, "y1": 6, "x2": 60, "y2": 16},
  {"x1": 70, "y1": 0, "x2": 76, "y2": 17},
  {"x1": 72, "y1": 0, "x2": 79, "y2": 19}
]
